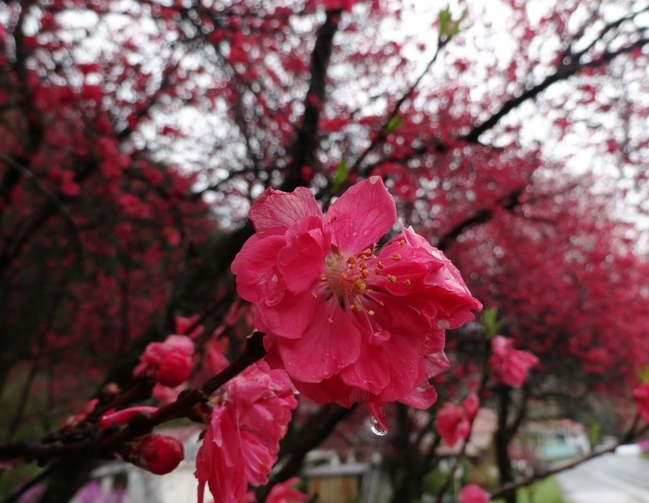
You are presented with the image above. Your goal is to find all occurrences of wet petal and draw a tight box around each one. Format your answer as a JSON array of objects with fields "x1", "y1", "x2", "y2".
[
  {"x1": 278, "y1": 302, "x2": 361, "y2": 383},
  {"x1": 249, "y1": 187, "x2": 322, "y2": 234},
  {"x1": 325, "y1": 177, "x2": 396, "y2": 254}
]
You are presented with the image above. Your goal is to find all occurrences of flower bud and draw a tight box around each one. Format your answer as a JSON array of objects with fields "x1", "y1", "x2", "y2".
[{"x1": 137, "y1": 434, "x2": 184, "y2": 475}]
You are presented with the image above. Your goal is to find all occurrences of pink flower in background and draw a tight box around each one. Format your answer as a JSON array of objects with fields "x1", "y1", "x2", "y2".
[
  {"x1": 490, "y1": 336, "x2": 538, "y2": 388},
  {"x1": 459, "y1": 484, "x2": 490, "y2": 503},
  {"x1": 232, "y1": 177, "x2": 481, "y2": 429},
  {"x1": 195, "y1": 361, "x2": 297, "y2": 503},
  {"x1": 436, "y1": 392, "x2": 480, "y2": 446},
  {"x1": 175, "y1": 314, "x2": 205, "y2": 339},
  {"x1": 266, "y1": 477, "x2": 308, "y2": 503},
  {"x1": 463, "y1": 391, "x2": 480, "y2": 420},
  {"x1": 633, "y1": 382, "x2": 649, "y2": 423},
  {"x1": 152, "y1": 382, "x2": 187, "y2": 404},
  {"x1": 436, "y1": 402, "x2": 470, "y2": 447},
  {"x1": 134, "y1": 335, "x2": 195, "y2": 387}
]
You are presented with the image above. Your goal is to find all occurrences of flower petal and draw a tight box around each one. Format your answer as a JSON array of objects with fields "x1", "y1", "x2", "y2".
[
  {"x1": 325, "y1": 177, "x2": 396, "y2": 254},
  {"x1": 258, "y1": 292, "x2": 321, "y2": 339},
  {"x1": 231, "y1": 235, "x2": 287, "y2": 303},
  {"x1": 277, "y1": 216, "x2": 327, "y2": 294},
  {"x1": 278, "y1": 301, "x2": 361, "y2": 382},
  {"x1": 249, "y1": 187, "x2": 322, "y2": 234}
]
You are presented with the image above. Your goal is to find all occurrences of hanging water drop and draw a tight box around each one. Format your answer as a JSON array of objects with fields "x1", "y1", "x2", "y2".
[{"x1": 369, "y1": 415, "x2": 388, "y2": 436}]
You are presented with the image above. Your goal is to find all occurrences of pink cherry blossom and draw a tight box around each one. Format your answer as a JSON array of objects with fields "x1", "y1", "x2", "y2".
[
  {"x1": 232, "y1": 177, "x2": 481, "y2": 423},
  {"x1": 195, "y1": 361, "x2": 298, "y2": 503},
  {"x1": 459, "y1": 484, "x2": 490, "y2": 503},
  {"x1": 633, "y1": 382, "x2": 649, "y2": 423},
  {"x1": 266, "y1": 477, "x2": 308, "y2": 503},
  {"x1": 463, "y1": 391, "x2": 480, "y2": 421},
  {"x1": 436, "y1": 402, "x2": 470, "y2": 447},
  {"x1": 134, "y1": 334, "x2": 195, "y2": 387},
  {"x1": 490, "y1": 336, "x2": 539, "y2": 388},
  {"x1": 175, "y1": 314, "x2": 205, "y2": 339},
  {"x1": 435, "y1": 392, "x2": 480, "y2": 446}
]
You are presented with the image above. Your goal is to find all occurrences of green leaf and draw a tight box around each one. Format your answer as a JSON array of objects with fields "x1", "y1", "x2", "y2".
[
  {"x1": 439, "y1": 6, "x2": 452, "y2": 35},
  {"x1": 637, "y1": 364, "x2": 649, "y2": 384},
  {"x1": 331, "y1": 161, "x2": 348, "y2": 192},
  {"x1": 588, "y1": 421, "x2": 600, "y2": 446},
  {"x1": 385, "y1": 116, "x2": 402, "y2": 133},
  {"x1": 483, "y1": 308, "x2": 502, "y2": 339},
  {"x1": 439, "y1": 6, "x2": 468, "y2": 41}
]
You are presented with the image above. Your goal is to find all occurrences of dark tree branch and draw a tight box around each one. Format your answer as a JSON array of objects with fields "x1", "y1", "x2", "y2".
[
  {"x1": 282, "y1": 9, "x2": 342, "y2": 191},
  {"x1": 461, "y1": 8, "x2": 649, "y2": 144},
  {"x1": 436, "y1": 189, "x2": 522, "y2": 251},
  {"x1": 0, "y1": 333, "x2": 266, "y2": 464},
  {"x1": 255, "y1": 403, "x2": 356, "y2": 501}
]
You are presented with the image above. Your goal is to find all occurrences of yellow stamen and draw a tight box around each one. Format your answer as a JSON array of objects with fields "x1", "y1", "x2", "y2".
[{"x1": 387, "y1": 274, "x2": 397, "y2": 283}]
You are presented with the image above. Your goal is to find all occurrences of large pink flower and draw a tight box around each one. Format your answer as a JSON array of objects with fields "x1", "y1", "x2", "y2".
[
  {"x1": 232, "y1": 177, "x2": 481, "y2": 428},
  {"x1": 490, "y1": 336, "x2": 538, "y2": 388},
  {"x1": 195, "y1": 361, "x2": 297, "y2": 503}
]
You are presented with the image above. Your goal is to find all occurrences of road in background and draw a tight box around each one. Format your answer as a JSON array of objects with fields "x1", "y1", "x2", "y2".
[{"x1": 556, "y1": 453, "x2": 649, "y2": 503}]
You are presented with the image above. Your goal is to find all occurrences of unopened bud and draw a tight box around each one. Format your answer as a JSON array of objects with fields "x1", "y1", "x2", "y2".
[{"x1": 137, "y1": 434, "x2": 184, "y2": 475}]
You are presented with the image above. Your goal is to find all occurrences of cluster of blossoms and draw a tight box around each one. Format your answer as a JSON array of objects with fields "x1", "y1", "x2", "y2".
[
  {"x1": 232, "y1": 177, "x2": 482, "y2": 430},
  {"x1": 435, "y1": 392, "x2": 479, "y2": 447},
  {"x1": 98, "y1": 406, "x2": 185, "y2": 475},
  {"x1": 195, "y1": 360, "x2": 298, "y2": 503},
  {"x1": 490, "y1": 335, "x2": 539, "y2": 388}
]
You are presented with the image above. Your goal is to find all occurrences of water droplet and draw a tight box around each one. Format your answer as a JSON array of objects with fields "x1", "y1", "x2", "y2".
[{"x1": 369, "y1": 415, "x2": 388, "y2": 436}]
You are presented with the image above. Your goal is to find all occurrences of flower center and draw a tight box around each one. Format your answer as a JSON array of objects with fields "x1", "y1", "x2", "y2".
[{"x1": 322, "y1": 246, "x2": 375, "y2": 310}]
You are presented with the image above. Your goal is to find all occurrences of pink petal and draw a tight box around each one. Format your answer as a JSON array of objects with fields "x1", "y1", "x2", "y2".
[
  {"x1": 291, "y1": 374, "x2": 357, "y2": 407},
  {"x1": 277, "y1": 216, "x2": 327, "y2": 294},
  {"x1": 399, "y1": 383, "x2": 439, "y2": 409},
  {"x1": 231, "y1": 235, "x2": 287, "y2": 303},
  {"x1": 258, "y1": 292, "x2": 321, "y2": 339},
  {"x1": 325, "y1": 177, "x2": 396, "y2": 254},
  {"x1": 277, "y1": 301, "x2": 361, "y2": 383},
  {"x1": 249, "y1": 186, "x2": 322, "y2": 234}
]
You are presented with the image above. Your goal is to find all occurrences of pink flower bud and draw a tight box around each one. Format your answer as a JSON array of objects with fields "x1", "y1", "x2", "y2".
[
  {"x1": 99, "y1": 406, "x2": 158, "y2": 430},
  {"x1": 134, "y1": 335, "x2": 195, "y2": 388},
  {"x1": 137, "y1": 434, "x2": 184, "y2": 475},
  {"x1": 463, "y1": 392, "x2": 480, "y2": 421}
]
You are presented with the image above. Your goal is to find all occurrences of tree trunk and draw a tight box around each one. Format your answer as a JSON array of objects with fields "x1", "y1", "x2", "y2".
[{"x1": 495, "y1": 386, "x2": 516, "y2": 503}]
